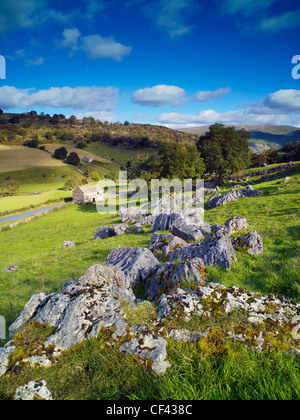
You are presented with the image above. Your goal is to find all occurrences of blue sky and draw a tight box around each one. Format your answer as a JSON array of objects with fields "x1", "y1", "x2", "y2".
[{"x1": 0, "y1": 0, "x2": 300, "y2": 128}]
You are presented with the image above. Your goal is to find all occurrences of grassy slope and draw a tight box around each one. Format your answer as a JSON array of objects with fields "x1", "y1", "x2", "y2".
[
  {"x1": 0, "y1": 145, "x2": 64, "y2": 173},
  {"x1": 0, "y1": 165, "x2": 300, "y2": 399}
]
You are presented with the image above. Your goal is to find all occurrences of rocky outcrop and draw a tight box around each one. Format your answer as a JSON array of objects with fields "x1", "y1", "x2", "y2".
[
  {"x1": 208, "y1": 186, "x2": 262, "y2": 209},
  {"x1": 145, "y1": 258, "x2": 206, "y2": 300},
  {"x1": 94, "y1": 226, "x2": 116, "y2": 240},
  {"x1": 232, "y1": 230, "x2": 264, "y2": 255},
  {"x1": 167, "y1": 225, "x2": 237, "y2": 271},
  {"x1": 148, "y1": 233, "x2": 187, "y2": 257},
  {"x1": 223, "y1": 216, "x2": 248, "y2": 236},
  {"x1": 14, "y1": 380, "x2": 53, "y2": 400},
  {"x1": 106, "y1": 247, "x2": 160, "y2": 287}
]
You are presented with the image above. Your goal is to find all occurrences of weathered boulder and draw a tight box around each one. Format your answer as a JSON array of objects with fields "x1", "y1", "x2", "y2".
[
  {"x1": 167, "y1": 225, "x2": 237, "y2": 271},
  {"x1": 145, "y1": 258, "x2": 206, "y2": 300},
  {"x1": 106, "y1": 247, "x2": 160, "y2": 287},
  {"x1": 232, "y1": 230, "x2": 264, "y2": 255},
  {"x1": 1, "y1": 265, "x2": 19, "y2": 273},
  {"x1": 14, "y1": 380, "x2": 53, "y2": 401},
  {"x1": 119, "y1": 326, "x2": 170, "y2": 375},
  {"x1": 170, "y1": 221, "x2": 208, "y2": 242},
  {"x1": 148, "y1": 232, "x2": 187, "y2": 257},
  {"x1": 223, "y1": 216, "x2": 248, "y2": 236},
  {"x1": 113, "y1": 223, "x2": 128, "y2": 235},
  {"x1": 62, "y1": 241, "x2": 76, "y2": 249},
  {"x1": 208, "y1": 188, "x2": 241, "y2": 209},
  {"x1": 150, "y1": 213, "x2": 171, "y2": 233},
  {"x1": 95, "y1": 226, "x2": 116, "y2": 240},
  {"x1": 208, "y1": 186, "x2": 262, "y2": 209}
]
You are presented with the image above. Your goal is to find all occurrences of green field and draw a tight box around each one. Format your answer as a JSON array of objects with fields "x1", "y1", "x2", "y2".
[
  {"x1": 0, "y1": 164, "x2": 300, "y2": 399},
  {"x1": 0, "y1": 145, "x2": 65, "y2": 173}
]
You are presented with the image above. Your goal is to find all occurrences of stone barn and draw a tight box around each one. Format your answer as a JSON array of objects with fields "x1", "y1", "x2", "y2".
[{"x1": 73, "y1": 185, "x2": 103, "y2": 205}]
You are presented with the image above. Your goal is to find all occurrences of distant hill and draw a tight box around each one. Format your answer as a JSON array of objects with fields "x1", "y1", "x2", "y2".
[{"x1": 179, "y1": 124, "x2": 300, "y2": 152}]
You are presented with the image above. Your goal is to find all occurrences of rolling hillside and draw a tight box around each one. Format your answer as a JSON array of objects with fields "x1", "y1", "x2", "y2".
[{"x1": 179, "y1": 124, "x2": 300, "y2": 151}]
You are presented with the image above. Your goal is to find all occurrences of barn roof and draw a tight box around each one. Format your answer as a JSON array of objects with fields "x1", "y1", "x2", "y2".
[{"x1": 76, "y1": 184, "x2": 100, "y2": 193}]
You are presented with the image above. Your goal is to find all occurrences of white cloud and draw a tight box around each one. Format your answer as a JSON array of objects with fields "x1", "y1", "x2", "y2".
[
  {"x1": 0, "y1": 85, "x2": 118, "y2": 111},
  {"x1": 263, "y1": 89, "x2": 300, "y2": 112},
  {"x1": 26, "y1": 57, "x2": 44, "y2": 67},
  {"x1": 60, "y1": 28, "x2": 81, "y2": 49},
  {"x1": 128, "y1": 0, "x2": 196, "y2": 38},
  {"x1": 195, "y1": 87, "x2": 231, "y2": 102},
  {"x1": 82, "y1": 34, "x2": 132, "y2": 61},
  {"x1": 59, "y1": 29, "x2": 132, "y2": 61},
  {"x1": 221, "y1": 0, "x2": 278, "y2": 16},
  {"x1": 74, "y1": 111, "x2": 116, "y2": 122},
  {"x1": 132, "y1": 85, "x2": 188, "y2": 107},
  {"x1": 259, "y1": 10, "x2": 300, "y2": 32}
]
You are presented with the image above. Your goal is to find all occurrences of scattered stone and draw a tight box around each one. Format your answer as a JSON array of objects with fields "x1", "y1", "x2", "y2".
[
  {"x1": 145, "y1": 258, "x2": 207, "y2": 300},
  {"x1": 14, "y1": 380, "x2": 53, "y2": 400},
  {"x1": 170, "y1": 221, "x2": 207, "y2": 242},
  {"x1": 1, "y1": 265, "x2": 19, "y2": 273},
  {"x1": 62, "y1": 241, "x2": 75, "y2": 249},
  {"x1": 148, "y1": 232, "x2": 187, "y2": 257},
  {"x1": 223, "y1": 216, "x2": 248, "y2": 236},
  {"x1": 113, "y1": 223, "x2": 128, "y2": 235},
  {"x1": 106, "y1": 247, "x2": 160, "y2": 287},
  {"x1": 119, "y1": 326, "x2": 170, "y2": 375},
  {"x1": 208, "y1": 186, "x2": 262, "y2": 209},
  {"x1": 168, "y1": 225, "x2": 237, "y2": 271},
  {"x1": 232, "y1": 230, "x2": 264, "y2": 255},
  {"x1": 150, "y1": 213, "x2": 171, "y2": 233},
  {"x1": 95, "y1": 226, "x2": 116, "y2": 240}
]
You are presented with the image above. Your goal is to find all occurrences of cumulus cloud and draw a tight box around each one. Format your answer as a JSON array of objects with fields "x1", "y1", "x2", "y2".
[
  {"x1": 0, "y1": 85, "x2": 118, "y2": 111},
  {"x1": 128, "y1": 0, "x2": 197, "y2": 38},
  {"x1": 263, "y1": 89, "x2": 300, "y2": 112},
  {"x1": 82, "y1": 34, "x2": 132, "y2": 61},
  {"x1": 156, "y1": 89, "x2": 300, "y2": 128},
  {"x1": 132, "y1": 85, "x2": 232, "y2": 107},
  {"x1": 132, "y1": 85, "x2": 188, "y2": 107},
  {"x1": 195, "y1": 87, "x2": 231, "y2": 102},
  {"x1": 74, "y1": 110, "x2": 116, "y2": 122},
  {"x1": 221, "y1": 0, "x2": 278, "y2": 16},
  {"x1": 259, "y1": 10, "x2": 300, "y2": 32},
  {"x1": 59, "y1": 28, "x2": 132, "y2": 61}
]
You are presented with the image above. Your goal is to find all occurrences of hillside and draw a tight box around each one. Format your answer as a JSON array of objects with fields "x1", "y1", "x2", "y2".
[
  {"x1": 0, "y1": 162, "x2": 300, "y2": 399},
  {"x1": 179, "y1": 124, "x2": 300, "y2": 151}
]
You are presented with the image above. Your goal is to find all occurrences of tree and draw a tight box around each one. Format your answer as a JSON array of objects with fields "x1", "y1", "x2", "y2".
[
  {"x1": 0, "y1": 109, "x2": 3, "y2": 115},
  {"x1": 197, "y1": 124, "x2": 251, "y2": 179},
  {"x1": 0, "y1": 180, "x2": 20, "y2": 197},
  {"x1": 23, "y1": 138, "x2": 39, "y2": 148},
  {"x1": 66, "y1": 152, "x2": 80, "y2": 166},
  {"x1": 90, "y1": 171, "x2": 101, "y2": 182},
  {"x1": 125, "y1": 142, "x2": 205, "y2": 181},
  {"x1": 53, "y1": 146, "x2": 68, "y2": 160},
  {"x1": 251, "y1": 154, "x2": 268, "y2": 168}
]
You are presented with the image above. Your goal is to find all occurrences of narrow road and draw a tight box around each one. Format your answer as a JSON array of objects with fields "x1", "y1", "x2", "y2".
[{"x1": 0, "y1": 203, "x2": 66, "y2": 225}]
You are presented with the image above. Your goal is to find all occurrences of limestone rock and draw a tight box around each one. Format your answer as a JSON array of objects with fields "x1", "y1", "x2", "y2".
[
  {"x1": 1, "y1": 265, "x2": 19, "y2": 273},
  {"x1": 95, "y1": 226, "x2": 116, "y2": 240},
  {"x1": 168, "y1": 225, "x2": 237, "y2": 271},
  {"x1": 223, "y1": 216, "x2": 248, "y2": 236},
  {"x1": 145, "y1": 258, "x2": 206, "y2": 300},
  {"x1": 148, "y1": 232, "x2": 187, "y2": 257},
  {"x1": 232, "y1": 230, "x2": 264, "y2": 255},
  {"x1": 106, "y1": 247, "x2": 160, "y2": 287},
  {"x1": 62, "y1": 241, "x2": 75, "y2": 248},
  {"x1": 14, "y1": 380, "x2": 53, "y2": 400},
  {"x1": 119, "y1": 326, "x2": 171, "y2": 375}
]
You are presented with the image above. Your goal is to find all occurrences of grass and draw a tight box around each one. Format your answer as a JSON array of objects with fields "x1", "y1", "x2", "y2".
[
  {"x1": 0, "y1": 189, "x2": 71, "y2": 215},
  {"x1": 0, "y1": 145, "x2": 64, "y2": 173},
  {"x1": 0, "y1": 164, "x2": 300, "y2": 399}
]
